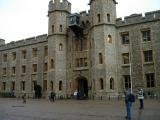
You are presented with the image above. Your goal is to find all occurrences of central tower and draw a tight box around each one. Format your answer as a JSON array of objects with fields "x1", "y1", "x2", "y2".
[{"x1": 89, "y1": 0, "x2": 118, "y2": 98}]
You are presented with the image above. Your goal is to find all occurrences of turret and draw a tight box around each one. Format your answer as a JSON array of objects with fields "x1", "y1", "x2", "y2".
[
  {"x1": 48, "y1": 0, "x2": 71, "y2": 35},
  {"x1": 89, "y1": 0, "x2": 117, "y2": 26}
]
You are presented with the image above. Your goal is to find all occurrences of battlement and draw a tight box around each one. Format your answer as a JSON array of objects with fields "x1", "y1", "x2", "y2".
[
  {"x1": 0, "y1": 34, "x2": 48, "y2": 51},
  {"x1": 48, "y1": 0, "x2": 71, "y2": 13},
  {"x1": 116, "y1": 10, "x2": 160, "y2": 27}
]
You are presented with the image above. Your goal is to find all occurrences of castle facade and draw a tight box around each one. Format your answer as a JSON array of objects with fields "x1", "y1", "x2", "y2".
[{"x1": 0, "y1": 0, "x2": 160, "y2": 99}]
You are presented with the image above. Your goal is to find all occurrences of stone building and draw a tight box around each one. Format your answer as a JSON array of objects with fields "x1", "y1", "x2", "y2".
[{"x1": 0, "y1": 0, "x2": 160, "y2": 99}]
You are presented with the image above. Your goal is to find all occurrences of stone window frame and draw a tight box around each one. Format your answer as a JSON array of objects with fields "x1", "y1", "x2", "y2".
[
  {"x1": 141, "y1": 28, "x2": 151, "y2": 42},
  {"x1": 12, "y1": 52, "x2": 16, "y2": 61},
  {"x1": 44, "y1": 62, "x2": 48, "y2": 72},
  {"x1": 50, "y1": 59, "x2": 55, "y2": 69},
  {"x1": 20, "y1": 81, "x2": 25, "y2": 91},
  {"x1": 12, "y1": 66, "x2": 16, "y2": 75},
  {"x1": 97, "y1": 14, "x2": 101, "y2": 23},
  {"x1": 59, "y1": 81, "x2": 63, "y2": 91},
  {"x1": 124, "y1": 75, "x2": 131, "y2": 89},
  {"x1": 143, "y1": 50, "x2": 153, "y2": 62},
  {"x1": 110, "y1": 78, "x2": 114, "y2": 90},
  {"x1": 44, "y1": 46, "x2": 48, "y2": 56},
  {"x1": 3, "y1": 53, "x2": 7, "y2": 62},
  {"x1": 2, "y1": 82, "x2": 6, "y2": 91},
  {"x1": 22, "y1": 50, "x2": 27, "y2": 59},
  {"x1": 21, "y1": 65, "x2": 26, "y2": 74},
  {"x1": 107, "y1": 35, "x2": 112, "y2": 43},
  {"x1": 32, "y1": 64, "x2": 37, "y2": 73},
  {"x1": 122, "y1": 53, "x2": 130, "y2": 64},
  {"x1": 120, "y1": 32, "x2": 129, "y2": 44},
  {"x1": 32, "y1": 48, "x2": 38, "y2": 58},
  {"x1": 43, "y1": 80, "x2": 47, "y2": 92},
  {"x1": 3, "y1": 67, "x2": 7, "y2": 76},
  {"x1": 146, "y1": 73, "x2": 155, "y2": 88},
  {"x1": 107, "y1": 13, "x2": 111, "y2": 22},
  {"x1": 99, "y1": 53, "x2": 103, "y2": 64},
  {"x1": 100, "y1": 78, "x2": 104, "y2": 90}
]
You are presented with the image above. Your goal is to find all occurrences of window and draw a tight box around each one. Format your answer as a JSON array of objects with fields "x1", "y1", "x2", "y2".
[
  {"x1": 33, "y1": 64, "x2": 37, "y2": 72},
  {"x1": 50, "y1": 81, "x2": 53, "y2": 91},
  {"x1": 44, "y1": 46, "x2": 48, "y2": 56},
  {"x1": 107, "y1": 35, "x2": 112, "y2": 43},
  {"x1": 122, "y1": 53, "x2": 129, "y2": 64},
  {"x1": 99, "y1": 53, "x2": 103, "y2": 64},
  {"x1": 121, "y1": 33, "x2": 129, "y2": 44},
  {"x1": 143, "y1": 50, "x2": 153, "y2": 62},
  {"x1": 21, "y1": 81, "x2": 25, "y2": 91},
  {"x1": 110, "y1": 78, "x2": 114, "y2": 90},
  {"x1": 32, "y1": 48, "x2": 38, "y2": 58},
  {"x1": 124, "y1": 75, "x2": 131, "y2": 89},
  {"x1": 2, "y1": 82, "x2": 6, "y2": 91},
  {"x1": 22, "y1": 65, "x2": 26, "y2": 73},
  {"x1": 3, "y1": 54, "x2": 7, "y2": 62},
  {"x1": 59, "y1": 81, "x2": 62, "y2": 91},
  {"x1": 22, "y1": 50, "x2": 27, "y2": 59},
  {"x1": 80, "y1": 58, "x2": 83, "y2": 67},
  {"x1": 107, "y1": 14, "x2": 110, "y2": 22},
  {"x1": 12, "y1": 67, "x2": 16, "y2": 75},
  {"x1": 76, "y1": 58, "x2": 79, "y2": 67},
  {"x1": 100, "y1": 78, "x2": 104, "y2": 90},
  {"x1": 52, "y1": 25, "x2": 54, "y2": 33},
  {"x1": 146, "y1": 73, "x2": 155, "y2": 88},
  {"x1": 3, "y1": 68, "x2": 6, "y2": 75},
  {"x1": 43, "y1": 80, "x2": 47, "y2": 92},
  {"x1": 31, "y1": 81, "x2": 37, "y2": 91},
  {"x1": 60, "y1": 25, "x2": 62, "y2": 32},
  {"x1": 59, "y1": 43, "x2": 63, "y2": 51},
  {"x1": 84, "y1": 58, "x2": 88, "y2": 67},
  {"x1": 97, "y1": 14, "x2": 101, "y2": 23},
  {"x1": 44, "y1": 63, "x2": 48, "y2": 72},
  {"x1": 142, "y1": 30, "x2": 151, "y2": 42},
  {"x1": 12, "y1": 52, "x2": 16, "y2": 60},
  {"x1": 50, "y1": 59, "x2": 54, "y2": 69},
  {"x1": 11, "y1": 81, "x2": 15, "y2": 91}
]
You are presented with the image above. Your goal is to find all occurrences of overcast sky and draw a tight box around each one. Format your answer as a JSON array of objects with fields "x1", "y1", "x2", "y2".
[{"x1": 0, "y1": 0, "x2": 159, "y2": 43}]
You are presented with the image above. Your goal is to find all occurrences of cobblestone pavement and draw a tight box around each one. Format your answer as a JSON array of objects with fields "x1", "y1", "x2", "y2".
[{"x1": 0, "y1": 98, "x2": 160, "y2": 120}]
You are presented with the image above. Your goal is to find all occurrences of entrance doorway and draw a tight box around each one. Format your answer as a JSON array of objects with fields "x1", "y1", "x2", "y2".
[{"x1": 76, "y1": 77, "x2": 88, "y2": 98}]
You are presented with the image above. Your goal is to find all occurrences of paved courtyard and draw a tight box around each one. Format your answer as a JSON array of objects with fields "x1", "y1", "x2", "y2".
[{"x1": 0, "y1": 98, "x2": 160, "y2": 120}]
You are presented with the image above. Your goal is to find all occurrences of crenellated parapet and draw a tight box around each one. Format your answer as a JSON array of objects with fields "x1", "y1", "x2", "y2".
[
  {"x1": 116, "y1": 10, "x2": 160, "y2": 27},
  {"x1": 0, "y1": 34, "x2": 48, "y2": 51},
  {"x1": 48, "y1": 0, "x2": 71, "y2": 14}
]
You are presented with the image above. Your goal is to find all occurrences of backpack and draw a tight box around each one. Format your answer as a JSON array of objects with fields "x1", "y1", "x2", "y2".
[{"x1": 129, "y1": 94, "x2": 135, "y2": 102}]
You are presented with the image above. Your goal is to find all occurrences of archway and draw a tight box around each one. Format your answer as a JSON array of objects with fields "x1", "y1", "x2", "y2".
[{"x1": 76, "y1": 77, "x2": 88, "y2": 99}]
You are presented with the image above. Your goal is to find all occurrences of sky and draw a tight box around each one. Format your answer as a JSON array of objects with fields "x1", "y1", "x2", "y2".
[{"x1": 0, "y1": 0, "x2": 159, "y2": 43}]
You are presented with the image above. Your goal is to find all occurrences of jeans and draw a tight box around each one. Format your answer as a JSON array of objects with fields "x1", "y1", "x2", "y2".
[
  {"x1": 126, "y1": 102, "x2": 132, "y2": 119},
  {"x1": 139, "y1": 99, "x2": 144, "y2": 109}
]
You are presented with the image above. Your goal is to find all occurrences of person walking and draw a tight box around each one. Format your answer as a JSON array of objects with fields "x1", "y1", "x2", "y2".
[
  {"x1": 125, "y1": 89, "x2": 135, "y2": 120},
  {"x1": 138, "y1": 88, "x2": 144, "y2": 109}
]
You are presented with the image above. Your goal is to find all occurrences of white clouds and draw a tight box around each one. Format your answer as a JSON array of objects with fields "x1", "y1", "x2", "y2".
[{"x1": 0, "y1": 0, "x2": 159, "y2": 43}]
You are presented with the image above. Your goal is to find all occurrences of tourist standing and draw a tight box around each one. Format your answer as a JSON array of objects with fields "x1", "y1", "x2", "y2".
[{"x1": 138, "y1": 88, "x2": 144, "y2": 109}]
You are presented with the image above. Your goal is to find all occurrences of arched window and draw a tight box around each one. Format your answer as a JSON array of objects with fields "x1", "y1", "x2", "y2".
[
  {"x1": 99, "y1": 53, "x2": 103, "y2": 64},
  {"x1": 100, "y1": 78, "x2": 104, "y2": 90},
  {"x1": 107, "y1": 35, "x2": 112, "y2": 43},
  {"x1": 97, "y1": 14, "x2": 101, "y2": 23},
  {"x1": 59, "y1": 43, "x2": 63, "y2": 51},
  {"x1": 59, "y1": 25, "x2": 62, "y2": 32},
  {"x1": 107, "y1": 14, "x2": 111, "y2": 22},
  {"x1": 59, "y1": 81, "x2": 62, "y2": 91},
  {"x1": 110, "y1": 78, "x2": 114, "y2": 90},
  {"x1": 50, "y1": 59, "x2": 54, "y2": 69},
  {"x1": 52, "y1": 25, "x2": 54, "y2": 33}
]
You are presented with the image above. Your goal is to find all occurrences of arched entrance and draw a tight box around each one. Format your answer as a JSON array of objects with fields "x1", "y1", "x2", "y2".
[{"x1": 76, "y1": 77, "x2": 88, "y2": 99}]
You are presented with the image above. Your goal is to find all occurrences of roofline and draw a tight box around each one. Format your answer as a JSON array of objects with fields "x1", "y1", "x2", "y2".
[{"x1": 89, "y1": 0, "x2": 118, "y2": 5}]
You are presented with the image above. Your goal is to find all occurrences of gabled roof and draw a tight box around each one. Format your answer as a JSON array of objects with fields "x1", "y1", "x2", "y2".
[{"x1": 89, "y1": 0, "x2": 118, "y2": 5}]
